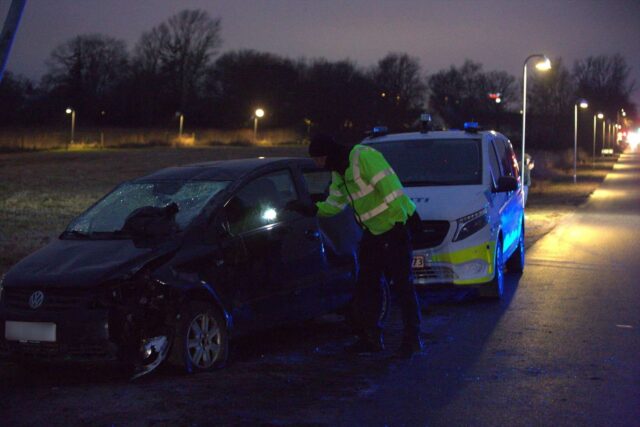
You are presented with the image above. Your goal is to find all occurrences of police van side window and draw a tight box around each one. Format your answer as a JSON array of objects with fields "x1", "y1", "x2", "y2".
[
  {"x1": 494, "y1": 138, "x2": 516, "y2": 178},
  {"x1": 488, "y1": 141, "x2": 502, "y2": 187}
]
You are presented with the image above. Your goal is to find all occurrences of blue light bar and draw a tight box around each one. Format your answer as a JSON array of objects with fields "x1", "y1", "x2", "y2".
[
  {"x1": 464, "y1": 122, "x2": 479, "y2": 132},
  {"x1": 372, "y1": 126, "x2": 388, "y2": 135}
]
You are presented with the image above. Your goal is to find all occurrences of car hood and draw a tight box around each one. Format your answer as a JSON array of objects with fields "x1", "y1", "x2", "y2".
[
  {"x1": 405, "y1": 185, "x2": 490, "y2": 221},
  {"x1": 4, "y1": 238, "x2": 180, "y2": 289}
]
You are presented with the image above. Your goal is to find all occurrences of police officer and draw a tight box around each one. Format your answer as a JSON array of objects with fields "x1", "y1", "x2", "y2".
[{"x1": 308, "y1": 133, "x2": 423, "y2": 357}]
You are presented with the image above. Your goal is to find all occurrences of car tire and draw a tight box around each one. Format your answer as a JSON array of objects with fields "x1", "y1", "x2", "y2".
[
  {"x1": 169, "y1": 301, "x2": 229, "y2": 373},
  {"x1": 506, "y1": 223, "x2": 525, "y2": 273},
  {"x1": 479, "y1": 239, "x2": 504, "y2": 299}
]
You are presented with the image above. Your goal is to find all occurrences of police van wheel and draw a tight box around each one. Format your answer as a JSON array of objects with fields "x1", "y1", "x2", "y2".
[
  {"x1": 479, "y1": 239, "x2": 504, "y2": 299},
  {"x1": 169, "y1": 301, "x2": 229, "y2": 374},
  {"x1": 506, "y1": 224, "x2": 525, "y2": 273}
]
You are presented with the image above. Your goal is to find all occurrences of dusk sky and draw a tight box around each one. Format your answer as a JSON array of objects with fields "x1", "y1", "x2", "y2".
[{"x1": 3, "y1": 0, "x2": 640, "y2": 108}]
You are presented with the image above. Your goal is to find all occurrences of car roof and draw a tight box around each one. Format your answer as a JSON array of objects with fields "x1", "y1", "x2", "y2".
[
  {"x1": 363, "y1": 130, "x2": 499, "y2": 145},
  {"x1": 133, "y1": 157, "x2": 315, "y2": 182}
]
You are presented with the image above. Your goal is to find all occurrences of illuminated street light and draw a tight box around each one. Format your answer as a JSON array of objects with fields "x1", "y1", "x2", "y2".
[
  {"x1": 254, "y1": 108, "x2": 265, "y2": 143},
  {"x1": 573, "y1": 99, "x2": 588, "y2": 183},
  {"x1": 65, "y1": 107, "x2": 76, "y2": 148},
  {"x1": 175, "y1": 112, "x2": 184, "y2": 139},
  {"x1": 593, "y1": 113, "x2": 603, "y2": 167},
  {"x1": 521, "y1": 54, "x2": 551, "y2": 184}
]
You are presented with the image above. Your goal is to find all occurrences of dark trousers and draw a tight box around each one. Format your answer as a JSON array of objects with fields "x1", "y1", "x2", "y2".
[{"x1": 353, "y1": 223, "x2": 422, "y2": 339}]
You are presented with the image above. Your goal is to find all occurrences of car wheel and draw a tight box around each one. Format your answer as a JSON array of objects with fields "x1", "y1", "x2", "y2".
[
  {"x1": 506, "y1": 223, "x2": 525, "y2": 273},
  {"x1": 479, "y1": 239, "x2": 504, "y2": 299},
  {"x1": 170, "y1": 301, "x2": 229, "y2": 373}
]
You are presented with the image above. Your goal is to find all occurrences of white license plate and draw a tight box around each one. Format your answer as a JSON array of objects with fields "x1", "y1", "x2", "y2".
[
  {"x1": 412, "y1": 256, "x2": 425, "y2": 269},
  {"x1": 5, "y1": 321, "x2": 57, "y2": 342}
]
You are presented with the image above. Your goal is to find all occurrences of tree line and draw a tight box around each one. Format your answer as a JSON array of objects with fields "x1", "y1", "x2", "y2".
[{"x1": 0, "y1": 9, "x2": 636, "y2": 149}]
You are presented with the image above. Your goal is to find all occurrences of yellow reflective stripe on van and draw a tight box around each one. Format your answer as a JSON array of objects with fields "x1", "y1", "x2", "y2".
[{"x1": 427, "y1": 241, "x2": 496, "y2": 285}]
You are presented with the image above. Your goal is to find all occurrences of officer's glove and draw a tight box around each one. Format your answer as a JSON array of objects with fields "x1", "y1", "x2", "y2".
[{"x1": 285, "y1": 200, "x2": 318, "y2": 216}]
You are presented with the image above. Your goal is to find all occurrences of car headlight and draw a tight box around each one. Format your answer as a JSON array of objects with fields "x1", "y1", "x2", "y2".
[{"x1": 453, "y1": 208, "x2": 488, "y2": 242}]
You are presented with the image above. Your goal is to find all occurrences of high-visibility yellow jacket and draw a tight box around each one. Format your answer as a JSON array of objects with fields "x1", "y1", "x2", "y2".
[{"x1": 316, "y1": 144, "x2": 416, "y2": 235}]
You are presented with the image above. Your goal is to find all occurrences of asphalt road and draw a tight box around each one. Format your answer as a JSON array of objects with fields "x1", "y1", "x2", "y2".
[{"x1": 1, "y1": 152, "x2": 638, "y2": 426}]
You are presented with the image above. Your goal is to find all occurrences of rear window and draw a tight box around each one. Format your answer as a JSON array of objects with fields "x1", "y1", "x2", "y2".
[{"x1": 371, "y1": 138, "x2": 482, "y2": 186}]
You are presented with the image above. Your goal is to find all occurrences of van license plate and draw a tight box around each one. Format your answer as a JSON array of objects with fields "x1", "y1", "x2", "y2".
[
  {"x1": 5, "y1": 321, "x2": 57, "y2": 342},
  {"x1": 412, "y1": 256, "x2": 425, "y2": 269}
]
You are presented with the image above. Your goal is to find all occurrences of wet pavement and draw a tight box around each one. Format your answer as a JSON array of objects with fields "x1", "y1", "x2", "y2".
[{"x1": 1, "y1": 152, "x2": 639, "y2": 426}]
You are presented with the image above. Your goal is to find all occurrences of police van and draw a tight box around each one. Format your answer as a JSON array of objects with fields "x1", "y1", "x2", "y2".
[{"x1": 362, "y1": 119, "x2": 525, "y2": 298}]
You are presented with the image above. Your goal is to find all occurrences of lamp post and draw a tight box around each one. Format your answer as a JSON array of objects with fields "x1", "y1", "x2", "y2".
[
  {"x1": 254, "y1": 108, "x2": 265, "y2": 143},
  {"x1": 521, "y1": 54, "x2": 551, "y2": 184},
  {"x1": 573, "y1": 99, "x2": 588, "y2": 183},
  {"x1": 65, "y1": 107, "x2": 75, "y2": 148},
  {"x1": 602, "y1": 118, "x2": 606, "y2": 152},
  {"x1": 594, "y1": 113, "x2": 604, "y2": 164},
  {"x1": 175, "y1": 112, "x2": 184, "y2": 139}
]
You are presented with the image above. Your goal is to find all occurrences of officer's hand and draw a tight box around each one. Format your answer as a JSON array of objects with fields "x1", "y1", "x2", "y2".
[{"x1": 285, "y1": 200, "x2": 317, "y2": 216}]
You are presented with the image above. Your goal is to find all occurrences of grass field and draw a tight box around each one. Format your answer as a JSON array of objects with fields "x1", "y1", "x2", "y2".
[{"x1": 0, "y1": 146, "x2": 617, "y2": 276}]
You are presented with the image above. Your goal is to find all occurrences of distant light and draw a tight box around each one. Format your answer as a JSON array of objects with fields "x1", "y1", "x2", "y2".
[
  {"x1": 535, "y1": 57, "x2": 552, "y2": 71},
  {"x1": 579, "y1": 100, "x2": 588, "y2": 109},
  {"x1": 597, "y1": 113, "x2": 604, "y2": 119},
  {"x1": 65, "y1": 108, "x2": 73, "y2": 114},
  {"x1": 622, "y1": 111, "x2": 626, "y2": 117},
  {"x1": 628, "y1": 130, "x2": 639, "y2": 150},
  {"x1": 258, "y1": 156, "x2": 265, "y2": 159},
  {"x1": 262, "y1": 208, "x2": 277, "y2": 221},
  {"x1": 495, "y1": 97, "x2": 502, "y2": 104},
  {"x1": 255, "y1": 108, "x2": 265, "y2": 118},
  {"x1": 381, "y1": 92, "x2": 386, "y2": 98}
]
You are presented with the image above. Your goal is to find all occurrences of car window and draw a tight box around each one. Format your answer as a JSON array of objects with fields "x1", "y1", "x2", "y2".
[
  {"x1": 493, "y1": 138, "x2": 517, "y2": 178},
  {"x1": 372, "y1": 139, "x2": 482, "y2": 186},
  {"x1": 302, "y1": 170, "x2": 331, "y2": 199},
  {"x1": 487, "y1": 140, "x2": 502, "y2": 187},
  {"x1": 224, "y1": 170, "x2": 299, "y2": 235}
]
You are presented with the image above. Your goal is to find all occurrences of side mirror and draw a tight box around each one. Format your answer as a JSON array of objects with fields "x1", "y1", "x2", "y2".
[{"x1": 495, "y1": 176, "x2": 518, "y2": 193}]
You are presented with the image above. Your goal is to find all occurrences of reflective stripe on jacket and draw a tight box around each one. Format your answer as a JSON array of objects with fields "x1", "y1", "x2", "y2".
[{"x1": 316, "y1": 144, "x2": 416, "y2": 235}]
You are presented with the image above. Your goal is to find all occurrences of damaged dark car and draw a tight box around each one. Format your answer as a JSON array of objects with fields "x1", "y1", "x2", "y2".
[{"x1": 0, "y1": 158, "x2": 357, "y2": 377}]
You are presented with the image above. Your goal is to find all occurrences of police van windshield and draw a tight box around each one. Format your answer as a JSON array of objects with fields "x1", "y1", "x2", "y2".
[{"x1": 373, "y1": 139, "x2": 482, "y2": 186}]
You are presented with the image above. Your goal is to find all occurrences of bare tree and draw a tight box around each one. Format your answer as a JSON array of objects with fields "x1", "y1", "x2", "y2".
[
  {"x1": 528, "y1": 57, "x2": 574, "y2": 116},
  {"x1": 42, "y1": 34, "x2": 129, "y2": 121},
  {"x1": 371, "y1": 53, "x2": 426, "y2": 129},
  {"x1": 573, "y1": 54, "x2": 635, "y2": 118},
  {"x1": 134, "y1": 9, "x2": 222, "y2": 113}
]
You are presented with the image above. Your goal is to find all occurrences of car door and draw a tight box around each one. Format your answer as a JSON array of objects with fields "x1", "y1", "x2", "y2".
[
  {"x1": 298, "y1": 167, "x2": 357, "y2": 313},
  {"x1": 215, "y1": 168, "x2": 326, "y2": 328},
  {"x1": 492, "y1": 137, "x2": 523, "y2": 256}
]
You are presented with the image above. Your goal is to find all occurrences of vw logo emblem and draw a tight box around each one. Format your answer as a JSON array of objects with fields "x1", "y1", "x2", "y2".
[{"x1": 29, "y1": 291, "x2": 45, "y2": 309}]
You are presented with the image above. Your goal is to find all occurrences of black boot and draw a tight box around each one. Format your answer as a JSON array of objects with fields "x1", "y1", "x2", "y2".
[{"x1": 395, "y1": 334, "x2": 423, "y2": 359}]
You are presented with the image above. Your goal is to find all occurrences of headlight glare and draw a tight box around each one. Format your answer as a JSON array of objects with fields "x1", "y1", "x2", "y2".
[{"x1": 453, "y1": 209, "x2": 488, "y2": 242}]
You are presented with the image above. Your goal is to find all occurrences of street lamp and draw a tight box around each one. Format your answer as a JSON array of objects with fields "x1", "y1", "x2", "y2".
[
  {"x1": 521, "y1": 54, "x2": 551, "y2": 184},
  {"x1": 254, "y1": 108, "x2": 265, "y2": 143},
  {"x1": 573, "y1": 99, "x2": 588, "y2": 183},
  {"x1": 65, "y1": 107, "x2": 76, "y2": 148},
  {"x1": 593, "y1": 113, "x2": 604, "y2": 167},
  {"x1": 175, "y1": 112, "x2": 184, "y2": 139}
]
